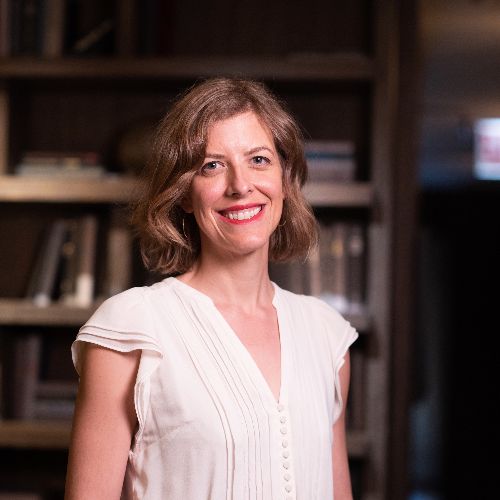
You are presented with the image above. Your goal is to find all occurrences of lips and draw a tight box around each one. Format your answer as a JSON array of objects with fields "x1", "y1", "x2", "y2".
[{"x1": 218, "y1": 204, "x2": 264, "y2": 223}]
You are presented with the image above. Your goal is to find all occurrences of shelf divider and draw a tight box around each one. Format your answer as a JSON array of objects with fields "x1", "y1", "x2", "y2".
[
  {"x1": 0, "y1": 176, "x2": 373, "y2": 207},
  {"x1": 0, "y1": 419, "x2": 369, "y2": 458},
  {"x1": 0, "y1": 55, "x2": 375, "y2": 82}
]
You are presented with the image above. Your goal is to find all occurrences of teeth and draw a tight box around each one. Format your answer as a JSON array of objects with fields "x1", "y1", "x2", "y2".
[{"x1": 223, "y1": 206, "x2": 262, "y2": 220}]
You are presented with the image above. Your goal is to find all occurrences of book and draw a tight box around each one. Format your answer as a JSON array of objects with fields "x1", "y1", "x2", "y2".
[
  {"x1": 11, "y1": 333, "x2": 42, "y2": 419},
  {"x1": 18, "y1": 0, "x2": 40, "y2": 55},
  {"x1": 0, "y1": 0, "x2": 11, "y2": 56},
  {"x1": 115, "y1": 0, "x2": 137, "y2": 56},
  {"x1": 304, "y1": 140, "x2": 356, "y2": 183},
  {"x1": 103, "y1": 209, "x2": 132, "y2": 298},
  {"x1": 73, "y1": 215, "x2": 98, "y2": 307},
  {"x1": 346, "y1": 224, "x2": 366, "y2": 315},
  {"x1": 42, "y1": 0, "x2": 66, "y2": 57},
  {"x1": 305, "y1": 243, "x2": 321, "y2": 296},
  {"x1": 26, "y1": 219, "x2": 67, "y2": 307},
  {"x1": 15, "y1": 151, "x2": 105, "y2": 178},
  {"x1": 58, "y1": 218, "x2": 79, "y2": 304},
  {"x1": 0, "y1": 86, "x2": 9, "y2": 174},
  {"x1": 319, "y1": 222, "x2": 349, "y2": 314},
  {"x1": 347, "y1": 347, "x2": 365, "y2": 430}
]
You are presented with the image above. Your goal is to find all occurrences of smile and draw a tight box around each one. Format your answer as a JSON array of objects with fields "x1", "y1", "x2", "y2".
[{"x1": 218, "y1": 205, "x2": 264, "y2": 223}]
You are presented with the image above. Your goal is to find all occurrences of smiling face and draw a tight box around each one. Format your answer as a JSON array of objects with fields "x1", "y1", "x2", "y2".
[{"x1": 182, "y1": 110, "x2": 284, "y2": 261}]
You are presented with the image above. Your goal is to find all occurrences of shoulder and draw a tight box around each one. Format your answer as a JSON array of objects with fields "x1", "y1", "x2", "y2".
[
  {"x1": 83, "y1": 278, "x2": 175, "y2": 332},
  {"x1": 276, "y1": 285, "x2": 358, "y2": 354},
  {"x1": 276, "y1": 285, "x2": 347, "y2": 327}
]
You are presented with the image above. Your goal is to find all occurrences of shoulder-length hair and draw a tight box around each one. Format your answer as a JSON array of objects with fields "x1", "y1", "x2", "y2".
[{"x1": 131, "y1": 77, "x2": 318, "y2": 275}]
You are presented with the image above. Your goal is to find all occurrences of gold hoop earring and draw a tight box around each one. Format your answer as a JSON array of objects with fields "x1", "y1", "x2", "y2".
[
  {"x1": 182, "y1": 216, "x2": 188, "y2": 240},
  {"x1": 278, "y1": 218, "x2": 286, "y2": 228}
]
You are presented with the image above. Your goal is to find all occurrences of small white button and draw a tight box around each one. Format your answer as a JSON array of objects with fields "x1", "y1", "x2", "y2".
[
  {"x1": 285, "y1": 484, "x2": 292, "y2": 492},
  {"x1": 282, "y1": 450, "x2": 290, "y2": 459},
  {"x1": 282, "y1": 461, "x2": 290, "y2": 469},
  {"x1": 280, "y1": 426, "x2": 288, "y2": 435},
  {"x1": 280, "y1": 415, "x2": 287, "y2": 423},
  {"x1": 277, "y1": 403, "x2": 285, "y2": 412},
  {"x1": 282, "y1": 439, "x2": 289, "y2": 448},
  {"x1": 284, "y1": 472, "x2": 291, "y2": 481}
]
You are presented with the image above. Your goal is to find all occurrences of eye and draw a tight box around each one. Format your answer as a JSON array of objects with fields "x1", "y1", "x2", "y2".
[
  {"x1": 200, "y1": 160, "x2": 223, "y2": 176},
  {"x1": 251, "y1": 155, "x2": 271, "y2": 167}
]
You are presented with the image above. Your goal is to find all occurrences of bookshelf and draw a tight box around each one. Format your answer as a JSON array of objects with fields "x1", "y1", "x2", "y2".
[{"x1": 0, "y1": 1, "x2": 416, "y2": 499}]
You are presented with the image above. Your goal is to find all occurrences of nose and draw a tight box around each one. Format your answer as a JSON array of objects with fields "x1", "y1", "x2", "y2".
[{"x1": 225, "y1": 164, "x2": 253, "y2": 198}]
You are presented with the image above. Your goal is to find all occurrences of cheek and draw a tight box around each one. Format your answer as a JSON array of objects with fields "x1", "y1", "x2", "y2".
[
  {"x1": 260, "y1": 174, "x2": 285, "y2": 200},
  {"x1": 191, "y1": 180, "x2": 224, "y2": 212}
]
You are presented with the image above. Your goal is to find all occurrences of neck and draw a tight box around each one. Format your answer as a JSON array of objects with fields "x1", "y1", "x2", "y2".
[{"x1": 178, "y1": 247, "x2": 274, "y2": 311}]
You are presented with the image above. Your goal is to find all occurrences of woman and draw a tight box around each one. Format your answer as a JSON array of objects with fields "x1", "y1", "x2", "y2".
[{"x1": 65, "y1": 78, "x2": 357, "y2": 500}]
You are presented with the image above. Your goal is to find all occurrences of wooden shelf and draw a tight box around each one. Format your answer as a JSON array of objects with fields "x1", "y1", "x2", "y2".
[
  {"x1": 0, "y1": 420, "x2": 71, "y2": 449},
  {"x1": 0, "y1": 175, "x2": 139, "y2": 203},
  {"x1": 0, "y1": 55, "x2": 374, "y2": 82},
  {"x1": 0, "y1": 299, "x2": 98, "y2": 326},
  {"x1": 303, "y1": 182, "x2": 373, "y2": 207},
  {"x1": 0, "y1": 298, "x2": 370, "y2": 331},
  {"x1": 0, "y1": 419, "x2": 368, "y2": 458},
  {"x1": 0, "y1": 175, "x2": 373, "y2": 207}
]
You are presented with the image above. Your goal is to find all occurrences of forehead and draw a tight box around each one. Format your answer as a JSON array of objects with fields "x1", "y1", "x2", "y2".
[{"x1": 205, "y1": 111, "x2": 275, "y2": 150}]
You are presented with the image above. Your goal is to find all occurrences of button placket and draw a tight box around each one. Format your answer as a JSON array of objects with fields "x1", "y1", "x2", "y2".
[{"x1": 276, "y1": 403, "x2": 295, "y2": 499}]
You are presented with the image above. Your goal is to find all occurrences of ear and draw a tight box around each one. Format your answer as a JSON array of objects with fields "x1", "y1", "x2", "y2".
[{"x1": 179, "y1": 196, "x2": 193, "y2": 213}]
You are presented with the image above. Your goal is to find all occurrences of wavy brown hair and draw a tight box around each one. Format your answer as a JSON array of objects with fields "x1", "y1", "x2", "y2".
[{"x1": 131, "y1": 77, "x2": 318, "y2": 275}]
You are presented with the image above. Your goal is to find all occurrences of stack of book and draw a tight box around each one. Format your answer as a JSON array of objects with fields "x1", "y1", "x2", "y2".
[
  {"x1": 304, "y1": 140, "x2": 356, "y2": 183},
  {"x1": 15, "y1": 151, "x2": 106, "y2": 178}
]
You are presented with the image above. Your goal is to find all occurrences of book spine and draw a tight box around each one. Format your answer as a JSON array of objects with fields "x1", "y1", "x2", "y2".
[
  {"x1": 18, "y1": 0, "x2": 40, "y2": 55},
  {"x1": 347, "y1": 223, "x2": 366, "y2": 314},
  {"x1": 73, "y1": 215, "x2": 97, "y2": 307},
  {"x1": 42, "y1": 0, "x2": 66, "y2": 57},
  {"x1": 115, "y1": 0, "x2": 137, "y2": 56},
  {"x1": 0, "y1": 0, "x2": 11, "y2": 56},
  {"x1": 0, "y1": 87, "x2": 9, "y2": 175},
  {"x1": 347, "y1": 347, "x2": 365, "y2": 430},
  {"x1": 306, "y1": 243, "x2": 321, "y2": 297},
  {"x1": 320, "y1": 222, "x2": 349, "y2": 313},
  {"x1": 31, "y1": 219, "x2": 67, "y2": 307},
  {"x1": 11, "y1": 333, "x2": 42, "y2": 419},
  {"x1": 103, "y1": 209, "x2": 131, "y2": 297},
  {"x1": 58, "y1": 218, "x2": 79, "y2": 304}
]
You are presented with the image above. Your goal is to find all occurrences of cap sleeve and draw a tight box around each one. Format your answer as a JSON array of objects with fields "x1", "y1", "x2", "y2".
[
  {"x1": 71, "y1": 287, "x2": 163, "y2": 449},
  {"x1": 331, "y1": 321, "x2": 358, "y2": 423},
  {"x1": 315, "y1": 299, "x2": 358, "y2": 424}
]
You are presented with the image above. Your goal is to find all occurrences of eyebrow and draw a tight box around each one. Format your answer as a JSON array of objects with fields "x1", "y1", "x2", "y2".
[{"x1": 204, "y1": 146, "x2": 275, "y2": 159}]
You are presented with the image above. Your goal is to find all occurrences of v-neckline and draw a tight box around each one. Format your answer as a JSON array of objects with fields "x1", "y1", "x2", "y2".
[{"x1": 170, "y1": 277, "x2": 287, "y2": 408}]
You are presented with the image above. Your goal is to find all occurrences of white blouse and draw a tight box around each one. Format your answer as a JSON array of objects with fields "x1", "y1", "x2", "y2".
[{"x1": 72, "y1": 277, "x2": 358, "y2": 500}]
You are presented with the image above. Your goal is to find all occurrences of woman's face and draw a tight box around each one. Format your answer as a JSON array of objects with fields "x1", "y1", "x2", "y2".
[{"x1": 183, "y1": 110, "x2": 284, "y2": 260}]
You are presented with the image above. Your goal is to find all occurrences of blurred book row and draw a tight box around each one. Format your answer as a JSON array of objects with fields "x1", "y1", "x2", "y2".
[
  {"x1": 26, "y1": 212, "x2": 131, "y2": 308},
  {"x1": 270, "y1": 221, "x2": 367, "y2": 316},
  {"x1": 1, "y1": 333, "x2": 77, "y2": 420},
  {"x1": 0, "y1": 0, "x2": 172, "y2": 57}
]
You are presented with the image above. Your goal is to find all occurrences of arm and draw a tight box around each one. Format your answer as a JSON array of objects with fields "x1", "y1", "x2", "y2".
[
  {"x1": 332, "y1": 352, "x2": 354, "y2": 500},
  {"x1": 65, "y1": 343, "x2": 141, "y2": 500}
]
